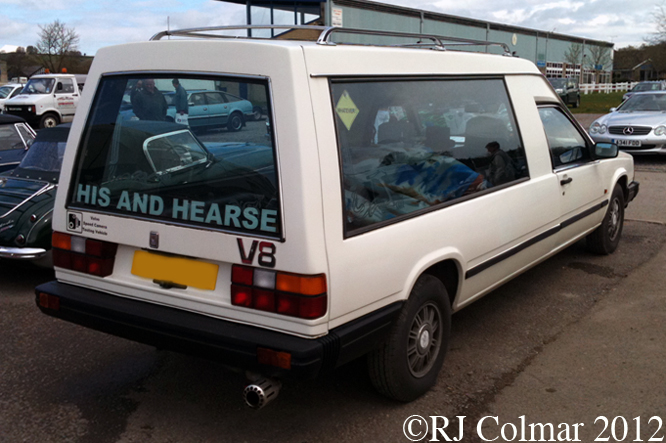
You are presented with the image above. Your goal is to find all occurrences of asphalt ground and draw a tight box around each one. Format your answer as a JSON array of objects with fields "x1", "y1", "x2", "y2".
[
  {"x1": 470, "y1": 169, "x2": 666, "y2": 443},
  {"x1": 0, "y1": 114, "x2": 664, "y2": 443}
]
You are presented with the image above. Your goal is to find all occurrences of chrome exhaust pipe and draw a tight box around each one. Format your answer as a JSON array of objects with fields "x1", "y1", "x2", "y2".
[{"x1": 243, "y1": 376, "x2": 281, "y2": 409}]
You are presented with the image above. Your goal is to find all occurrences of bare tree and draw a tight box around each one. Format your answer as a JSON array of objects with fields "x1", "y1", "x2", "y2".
[
  {"x1": 587, "y1": 46, "x2": 612, "y2": 69},
  {"x1": 35, "y1": 20, "x2": 80, "y2": 73},
  {"x1": 648, "y1": 2, "x2": 666, "y2": 43},
  {"x1": 586, "y1": 46, "x2": 612, "y2": 82},
  {"x1": 564, "y1": 43, "x2": 583, "y2": 66}
]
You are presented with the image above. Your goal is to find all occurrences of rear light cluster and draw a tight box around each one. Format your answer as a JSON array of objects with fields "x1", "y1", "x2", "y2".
[
  {"x1": 231, "y1": 265, "x2": 327, "y2": 319},
  {"x1": 52, "y1": 231, "x2": 118, "y2": 277}
]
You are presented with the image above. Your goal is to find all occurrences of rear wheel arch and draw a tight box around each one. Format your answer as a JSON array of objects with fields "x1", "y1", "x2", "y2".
[
  {"x1": 367, "y1": 273, "x2": 452, "y2": 401},
  {"x1": 422, "y1": 259, "x2": 460, "y2": 308}
]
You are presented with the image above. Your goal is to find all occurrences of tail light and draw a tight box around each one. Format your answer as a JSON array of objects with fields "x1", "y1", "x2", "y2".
[
  {"x1": 52, "y1": 231, "x2": 118, "y2": 277},
  {"x1": 231, "y1": 265, "x2": 327, "y2": 319}
]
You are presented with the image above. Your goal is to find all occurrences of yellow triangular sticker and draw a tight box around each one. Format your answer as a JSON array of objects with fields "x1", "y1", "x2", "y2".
[{"x1": 336, "y1": 91, "x2": 359, "y2": 131}]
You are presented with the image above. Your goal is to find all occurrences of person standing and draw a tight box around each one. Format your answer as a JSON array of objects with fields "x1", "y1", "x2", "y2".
[
  {"x1": 172, "y1": 78, "x2": 189, "y2": 125},
  {"x1": 132, "y1": 79, "x2": 167, "y2": 121},
  {"x1": 485, "y1": 141, "x2": 516, "y2": 186}
]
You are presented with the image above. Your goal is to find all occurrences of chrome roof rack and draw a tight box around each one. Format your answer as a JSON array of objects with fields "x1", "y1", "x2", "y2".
[{"x1": 150, "y1": 25, "x2": 512, "y2": 55}]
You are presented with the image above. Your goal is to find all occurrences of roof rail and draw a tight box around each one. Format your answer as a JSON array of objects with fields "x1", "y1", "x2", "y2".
[{"x1": 150, "y1": 25, "x2": 511, "y2": 55}]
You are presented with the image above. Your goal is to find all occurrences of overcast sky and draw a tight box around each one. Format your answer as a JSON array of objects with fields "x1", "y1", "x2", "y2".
[{"x1": 0, "y1": 0, "x2": 661, "y2": 55}]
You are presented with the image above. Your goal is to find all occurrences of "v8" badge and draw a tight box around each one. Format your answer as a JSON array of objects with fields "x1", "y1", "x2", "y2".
[{"x1": 237, "y1": 238, "x2": 276, "y2": 268}]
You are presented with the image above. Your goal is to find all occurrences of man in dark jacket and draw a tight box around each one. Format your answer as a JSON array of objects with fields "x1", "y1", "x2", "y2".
[
  {"x1": 485, "y1": 141, "x2": 516, "y2": 186},
  {"x1": 172, "y1": 78, "x2": 189, "y2": 125},
  {"x1": 132, "y1": 79, "x2": 167, "y2": 121}
]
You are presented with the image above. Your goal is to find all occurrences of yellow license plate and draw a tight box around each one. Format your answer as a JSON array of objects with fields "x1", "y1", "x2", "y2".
[{"x1": 131, "y1": 250, "x2": 219, "y2": 291}]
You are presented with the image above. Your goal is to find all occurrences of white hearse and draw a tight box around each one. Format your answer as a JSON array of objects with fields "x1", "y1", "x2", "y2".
[
  {"x1": 4, "y1": 73, "x2": 86, "y2": 129},
  {"x1": 36, "y1": 26, "x2": 638, "y2": 408}
]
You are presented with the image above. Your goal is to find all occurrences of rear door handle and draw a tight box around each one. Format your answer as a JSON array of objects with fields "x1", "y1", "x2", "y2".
[{"x1": 560, "y1": 177, "x2": 573, "y2": 186}]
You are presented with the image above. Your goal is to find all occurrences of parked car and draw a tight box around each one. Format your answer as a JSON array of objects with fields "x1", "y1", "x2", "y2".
[
  {"x1": 0, "y1": 124, "x2": 69, "y2": 266},
  {"x1": 37, "y1": 26, "x2": 638, "y2": 407},
  {"x1": 164, "y1": 89, "x2": 260, "y2": 132},
  {"x1": 589, "y1": 91, "x2": 666, "y2": 155},
  {"x1": 0, "y1": 114, "x2": 36, "y2": 173},
  {"x1": 0, "y1": 83, "x2": 25, "y2": 113},
  {"x1": 547, "y1": 77, "x2": 580, "y2": 108},
  {"x1": 622, "y1": 81, "x2": 666, "y2": 102},
  {"x1": 120, "y1": 89, "x2": 262, "y2": 132}
]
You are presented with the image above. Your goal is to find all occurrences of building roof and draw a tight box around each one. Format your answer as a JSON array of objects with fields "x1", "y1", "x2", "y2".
[{"x1": 215, "y1": 0, "x2": 613, "y2": 48}]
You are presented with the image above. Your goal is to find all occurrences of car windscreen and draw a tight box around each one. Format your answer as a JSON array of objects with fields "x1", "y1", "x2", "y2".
[
  {"x1": 633, "y1": 83, "x2": 661, "y2": 92},
  {"x1": 68, "y1": 74, "x2": 281, "y2": 239},
  {"x1": 548, "y1": 78, "x2": 566, "y2": 88},
  {"x1": 17, "y1": 137, "x2": 67, "y2": 172},
  {"x1": 618, "y1": 93, "x2": 666, "y2": 112},
  {"x1": 21, "y1": 78, "x2": 55, "y2": 95},
  {"x1": 0, "y1": 86, "x2": 14, "y2": 99}
]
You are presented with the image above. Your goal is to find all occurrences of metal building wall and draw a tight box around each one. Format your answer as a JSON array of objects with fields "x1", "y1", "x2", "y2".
[{"x1": 327, "y1": 0, "x2": 612, "y2": 80}]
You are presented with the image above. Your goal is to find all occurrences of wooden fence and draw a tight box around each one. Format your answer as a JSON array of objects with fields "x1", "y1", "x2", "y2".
[{"x1": 580, "y1": 82, "x2": 639, "y2": 94}]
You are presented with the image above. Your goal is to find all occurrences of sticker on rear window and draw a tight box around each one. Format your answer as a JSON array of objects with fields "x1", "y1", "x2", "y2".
[
  {"x1": 336, "y1": 90, "x2": 360, "y2": 131},
  {"x1": 75, "y1": 185, "x2": 278, "y2": 234}
]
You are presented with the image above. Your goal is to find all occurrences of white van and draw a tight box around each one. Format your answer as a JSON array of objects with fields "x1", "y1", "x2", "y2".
[
  {"x1": 36, "y1": 26, "x2": 638, "y2": 408},
  {"x1": 4, "y1": 73, "x2": 85, "y2": 129}
]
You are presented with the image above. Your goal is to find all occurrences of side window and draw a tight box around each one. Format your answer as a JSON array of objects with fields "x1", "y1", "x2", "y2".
[
  {"x1": 58, "y1": 79, "x2": 75, "y2": 93},
  {"x1": 224, "y1": 93, "x2": 240, "y2": 103},
  {"x1": 190, "y1": 93, "x2": 205, "y2": 106},
  {"x1": 16, "y1": 124, "x2": 35, "y2": 146},
  {"x1": 538, "y1": 107, "x2": 590, "y2": 168},
  {"x1": 0, "y1": 126, "x2": 23, "y2": 151},
  {"x1": 332, "y1": 78, "x2": 528, "y2": 236},
  {"x1": 205, "y1": 92, "x2": 225, "y2": 105},
  {"x1": 10, "y1": 87, "x2": 23, "y2": 98}
]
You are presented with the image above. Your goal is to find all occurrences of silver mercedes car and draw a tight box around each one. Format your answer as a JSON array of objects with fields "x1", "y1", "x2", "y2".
[{"x1": 589, "y1": 91, "x2": 666, "y2": 155}]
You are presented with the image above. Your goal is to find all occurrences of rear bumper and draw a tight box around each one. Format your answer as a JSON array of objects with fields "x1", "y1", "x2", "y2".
[
  {"x1": 0, "y1": 246, "x2": 47, "y2": 260},
  {"x1": 35, "y1": 281, "x2": 402, "y2": 379}
]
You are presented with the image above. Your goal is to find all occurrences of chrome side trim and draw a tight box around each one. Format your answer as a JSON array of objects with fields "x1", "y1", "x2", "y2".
[{"x1": 465, "y1": 200, "x2": 609, "y2": 279}]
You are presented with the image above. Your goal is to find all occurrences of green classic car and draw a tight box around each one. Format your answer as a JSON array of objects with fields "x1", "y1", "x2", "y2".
[{"x1": 0, "y1": 124, "x2": 69, "y2": 266}]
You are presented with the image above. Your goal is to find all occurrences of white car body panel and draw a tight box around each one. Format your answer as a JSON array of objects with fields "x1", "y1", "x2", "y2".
[{"x1": 51, "y1": 39, "x2": 635, "y2": 341}]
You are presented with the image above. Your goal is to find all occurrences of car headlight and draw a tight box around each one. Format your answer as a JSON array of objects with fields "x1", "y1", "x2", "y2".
[
  {"x1": 655, "y1": 126, "x2": 666, "y2": 136},
  {"x1": 555, "y1": 89, "x2": 564, "y2": 93},
  {"x1": 590, "y1": 122, "x2": 607, "y2": 134}
]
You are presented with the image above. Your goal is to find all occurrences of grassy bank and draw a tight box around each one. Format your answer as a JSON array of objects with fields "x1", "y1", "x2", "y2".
[{"x1": 570, "y1": 91, "x2": 624, "y2": 114}]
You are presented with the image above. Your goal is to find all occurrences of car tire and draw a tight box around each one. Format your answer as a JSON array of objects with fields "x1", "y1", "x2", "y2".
[
  {"x1": 251, "y1": 106, "x2": 263, "y2": 121},
  {"x1": 227, "y1": 112, "x2": 243, "y2": 132},
  {"x1": 39, "y1": 113, "x2": 60, "y2": 129},
  {"x1": 367, "y1": 274, "x2": 451, "y2": 402},
  {"x1": 586, "y1": 184, "x2": 624, "y2": 255}
]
